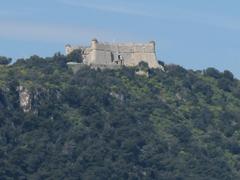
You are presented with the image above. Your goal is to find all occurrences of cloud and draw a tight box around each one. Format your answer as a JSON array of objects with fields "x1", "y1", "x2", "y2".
[
  {"x1": 0, "y1": 20, "x2": 117, "y2": 43},
  {"x1": 57, "y1": 0, "x2": 240, "y2": 31},
  {"x1": 1, "y1": 1, "x2": 240, "y2": 46},
  {"x1": 57, "y1": 0, "x2": 153, "y2": 17}
]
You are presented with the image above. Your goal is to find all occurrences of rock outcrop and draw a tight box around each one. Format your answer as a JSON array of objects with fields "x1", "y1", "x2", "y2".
[{"x1": 18, "y1": 86, "x2": 31, "y2": 112}]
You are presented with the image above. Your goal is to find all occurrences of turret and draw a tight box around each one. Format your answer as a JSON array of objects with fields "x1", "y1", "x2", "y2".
[
  {"x1": 91, "y1": 38, "x2": 98, "y2": 49},
  {"x1": 149, "y1": 41, "x2": 156, "y2": 52},
  {"x1": 65, "y1": 44, "x2": 72, "y2": 55}
]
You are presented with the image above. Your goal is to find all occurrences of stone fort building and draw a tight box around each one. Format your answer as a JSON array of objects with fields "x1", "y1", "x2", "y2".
[{"x1": 65, "y1": 39, "x2": 162, "y2": 69}]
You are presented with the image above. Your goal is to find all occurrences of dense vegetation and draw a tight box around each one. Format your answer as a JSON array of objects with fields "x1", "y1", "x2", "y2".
[
  {"x1": 0, "y1": 53, "x2": 240, "y2": 179},
  {"x1": 0, "y1": 56, "x2": 12, "y2": 65}
]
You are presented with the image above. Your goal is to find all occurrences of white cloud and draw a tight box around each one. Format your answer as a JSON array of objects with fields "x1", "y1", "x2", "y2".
[
  {"x1": 0, "y1": 20, "x2": 117, "y2": 43},
  {"x1": 57, "y1": 0, "x2": 153, "y2": 17},
  {"x1": 57, "y1": 0, "x2": 240, "y2": 31},
  {"x1": 1, "y1": 1, "x2": 240, "y2": 45}
]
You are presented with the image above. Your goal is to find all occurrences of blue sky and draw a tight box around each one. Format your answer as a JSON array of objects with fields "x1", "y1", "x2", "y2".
[{"x1": 0, "y1": 0, "x2": 240, "y2": 77}]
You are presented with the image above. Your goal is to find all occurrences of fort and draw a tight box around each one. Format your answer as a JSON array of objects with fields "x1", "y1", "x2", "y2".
[{"x1": 65, "y1": 39, "x2": 162, "y2": 69}]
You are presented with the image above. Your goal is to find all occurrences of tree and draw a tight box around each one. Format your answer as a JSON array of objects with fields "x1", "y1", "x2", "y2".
[
  {"x1": 0, "y1": 53, "x2": 240, "y2": 179},
  {"x1": 218, "y1": 78, "x2": 232, "y2": 92},
  {"x1": 0, "y1": 56, "x2": 12, "y2": 65},
  {"x1": 138, "y1": 61, "x2": 149, "y2": 71},
  {"x1": 223, "y1": 70, "x2": 234, "y2": 81},
  {"x1": 158, "y1": 60, "x2": 165, "y2": 67},
  {"x1": 204, "y1": 68, "x2": 221, "y2": 79},
  {"x1": 67, "y1": 49, "x2": 83, "y2": 63}
]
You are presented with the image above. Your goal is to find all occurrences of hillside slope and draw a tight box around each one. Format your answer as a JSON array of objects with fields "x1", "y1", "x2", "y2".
[{"x1": 1, "y1": 54, "x2": 240, "y2": 179}]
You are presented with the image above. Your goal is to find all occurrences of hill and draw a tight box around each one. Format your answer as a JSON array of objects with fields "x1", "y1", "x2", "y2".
[{"x1": 0, "y1": 54, "x2": 240, "y2": 179}]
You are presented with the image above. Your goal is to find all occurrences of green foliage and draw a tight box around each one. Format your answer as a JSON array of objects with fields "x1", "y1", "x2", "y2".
[
  {"x1": 158, "y1": 60, "x2": 165, "y2": 66},
  {"x1": 138, "y1": 61, "x2": 149, "y2": 69},
  {"x1": 205, "y1": 67, "x2": 221, "y2": 79},
  {"x1": 223, "y1": 70, "x2": 234, "y2": 81},
  {"x1": 0, "y1": 56, "x2": 12, "y2": 65},
  {"x1": 67, "y1": 49, "x2": 83, "y2": 63},
  {"x1": 0, "y1": 55, "x2": 240, "y2": 179}
]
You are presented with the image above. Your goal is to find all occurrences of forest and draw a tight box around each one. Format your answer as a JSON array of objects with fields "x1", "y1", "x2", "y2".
[{"x1": 0, "y1": 53, "x2": 240, "y2": 179}]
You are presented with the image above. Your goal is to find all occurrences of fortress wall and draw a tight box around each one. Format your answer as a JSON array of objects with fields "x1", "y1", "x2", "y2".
[
  {"x1": 129, "y1": 52, "x2": 160, "y2": 68},
  {"x1": 89, "y1": 42, "x2": 159, "y2": 68},
  {"x1": 116, "y1": 52, "x2": 132, "y2": 62},
  {"x1": 66, "y1": 40, "x2": 161, "y2": 69},
  {"x1": 90, "y1": 49, "x2": 112, "y2": 65},
  {"x1": 94, "y1": 43, "x2": 155, "y2": 53}
]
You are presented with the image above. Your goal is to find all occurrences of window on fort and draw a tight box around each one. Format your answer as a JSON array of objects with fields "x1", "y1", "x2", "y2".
[{"x1": 118, "y1": 55, "x2": 124, "y2": 60}]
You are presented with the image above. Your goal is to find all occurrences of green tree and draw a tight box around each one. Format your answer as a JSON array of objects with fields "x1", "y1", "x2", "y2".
[
  {"x1": 204, "y1": 67, "x2": 221, "y2": 79},
  {"x1": 67, "y1": 49, "x2": 83, "y2": 63},
  {"x1": 0, "y1": 56, "x2": 12, "y2": 65}
]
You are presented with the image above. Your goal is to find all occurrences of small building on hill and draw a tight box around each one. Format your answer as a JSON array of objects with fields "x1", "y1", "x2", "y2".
[{"x1": 65, "y1": 39, "x2": 162, "y2": 69}]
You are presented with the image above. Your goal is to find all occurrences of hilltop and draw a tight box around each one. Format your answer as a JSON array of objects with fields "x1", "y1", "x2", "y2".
[{"x1": 0, "y1": 54, "x2": 240, "y2": 179}]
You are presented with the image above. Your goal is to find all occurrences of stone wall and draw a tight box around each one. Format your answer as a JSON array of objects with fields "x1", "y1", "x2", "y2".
[
  {"x1": 93, "y1": 43, "x2": 155, "y2": 53},
  {"x1": 65, "y1": 39, "x2": 161, "y2": 69}
]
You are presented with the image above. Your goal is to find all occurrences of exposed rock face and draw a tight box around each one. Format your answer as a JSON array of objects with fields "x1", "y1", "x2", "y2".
[
  {"x1": 110, "y1": 92, "x2": 124, "y2": 101},
  {"x1": 135, "y1": 70, "x2": 149, "y2": 77},
  {"x1": 18, "y1": 86, "x2": 31, "y2": 112}
]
